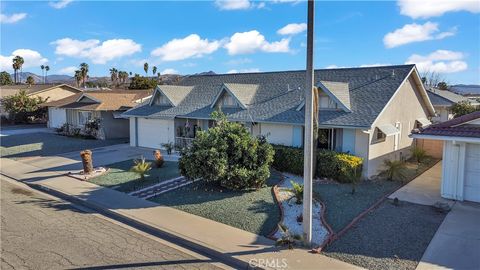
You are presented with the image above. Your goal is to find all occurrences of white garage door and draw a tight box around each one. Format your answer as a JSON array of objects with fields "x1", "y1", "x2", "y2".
[
  {"x1": 137, "y1": 118, "x2": 174, "y2": 149},
  {"x1": 48, "y1": 108, "x2": 66, "y2": 128},
  {"x1": 464, "y1": 143, "x2": 480, "y2": 203}
]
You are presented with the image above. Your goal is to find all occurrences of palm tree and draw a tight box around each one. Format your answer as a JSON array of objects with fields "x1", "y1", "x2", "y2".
[
  {"x1": 152, "y1": 66, "x2": 157, "y2": 77},
  {"x1": 12, "y1": 62, "x2": 18, "y2": 84},
  {"x1": 40, "y1": 65, "x2": 45, "y2": 83},
  {"x1": 109, "y1": 68, "x2": 118, "y2": 86},
  {"x1": 80, "y1": 63, "x2": 89, "y2": 87},
  {"x1": 26, "y1": 75, "x2": 35, "y2": 86},
  {"x1": 17, "y1": 56, "x2": 24, "y2": 83},
  {"x1": 74, "y1": 70, "x2": 82, "y2": 87},
  {"x1": 12, "y1": 56, "x2": 23, "y2": 84},
  {"x1": 45, "y1": 65, "x2": 50, "y2": 83},
  {"x1": 143, "y1": 62, "x2": 149, "y2": 77}
]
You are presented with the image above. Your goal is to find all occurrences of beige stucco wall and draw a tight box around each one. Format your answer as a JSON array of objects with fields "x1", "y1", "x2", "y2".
[
  {"x1": 367, "y1": 76, "x2": 431, "y2": 177},
  {"x1": 260, "y1": 123, "x2": 294, "y2": 146},
  {"x1": 353, "y1": 129, "x2": 370, "y2": 178},
  {"x1": 432, "y1": 106, "x2": 452, "y2": 123},
  {"x1": 31, "y1": 86, "x2": 78, "y2": 102}
]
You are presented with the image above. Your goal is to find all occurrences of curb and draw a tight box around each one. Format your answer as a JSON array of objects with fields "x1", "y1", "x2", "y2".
[{"x1": 9, "y1": 176, "x2": 253, "y2": 270}]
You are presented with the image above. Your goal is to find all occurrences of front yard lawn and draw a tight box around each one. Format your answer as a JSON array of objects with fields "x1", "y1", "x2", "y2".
[
  {"x1": 0, "y1": 133, "x2": 126, "y2": 159},
  {"x1": 89, "y1": 159, "x2": 180, "y2": 193},
  {"x1": 150, "y1": 170, "x2": 283, "y2": 237},
  {"x1": 324, "y1": 200, "x2": 446, "y2": 270},
  {"x1": 314, "y1": 157, "x2": 439, "y2": 233}
]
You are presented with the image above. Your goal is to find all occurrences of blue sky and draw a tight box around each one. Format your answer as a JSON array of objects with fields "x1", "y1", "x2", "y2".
[{"x1": 1, "y1": 0, "x2": 479, "y2": 84}]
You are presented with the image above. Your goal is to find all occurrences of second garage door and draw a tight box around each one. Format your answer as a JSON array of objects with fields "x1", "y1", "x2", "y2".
[
  {"x1": 137, "y1": 118, "x2": 175, "y2": 149},
  {"x1": 464, "y1": 143, "x2": 480, "y2": 203}
]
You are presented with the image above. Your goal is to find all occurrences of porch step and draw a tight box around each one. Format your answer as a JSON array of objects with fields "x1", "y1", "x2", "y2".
[{"x1": 129, "y1": 176, "x2": 192, "y2": 199}]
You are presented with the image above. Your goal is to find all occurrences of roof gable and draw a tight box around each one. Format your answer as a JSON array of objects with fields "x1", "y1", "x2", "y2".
[
  {"x1": 149, "y1": 85, "x2": 193, "y2": 106},
  {"x1": 210, "y1": 83, "x2": 260, "y2": 109}
]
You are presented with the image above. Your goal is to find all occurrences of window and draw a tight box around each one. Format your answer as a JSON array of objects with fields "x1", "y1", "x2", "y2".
[
  {"x1": 153, "y1": 93, "x2": 170, "y2": 105},
  {"x1": 78, "y1": 111, "x2": 92, "y2": 126},
  {"x1": 376, "y1": 128, "x2": 386, "y2": 142},
  {"x1": 220, "y1": 93, "x2": 237, "y2": 107},
  {"x1": 318, "y1": 93, "x2": 338, "y2": 109}
]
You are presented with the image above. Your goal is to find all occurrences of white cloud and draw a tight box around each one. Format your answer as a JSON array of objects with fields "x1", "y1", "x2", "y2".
[
  {"x1": 0, "y1": 49, "x2": 48, "y2": 71},
  {"x1": 383, "y1": 22, "x2": 455, "y2": 48},
  {"x1": 151, "y1": 34, "x2": 220, "y2": 61},
  {"x1": 277, "y1": 23, "x2": 307, "y2": 35},
  {"x1": 49, "y1": 0, "x2": 73, "y2": 9},
  {"x1": 227, "y1": 68, "x2": 260, "y2": 73},
  {"x1": 0, "y1": 13, "x2": 27, "y2": 24},
  {"x1": 225, "y1": 30, "x2": 290, "y2": 55},
  {"x1": 405, "y1": 49, "x2": 468, "y2": 73},
  {"x1": 215, "y1": 0, "x2": 252, "y2": 10},
  {"x1": 52, "y1": 38, "x2": 141, "y2": 64},
  {"x1": 398, "y1": 0, "x2": 480, "y2": 19},
  {"x1": 160, "y1": 68, "x2": 179, "y2": 74},
  {"x1": 325, "y1": 65, "x2": 345, "y2": 69},
  {"x1": 57, "y1": 66, "x2": 77, "y2": 75}
]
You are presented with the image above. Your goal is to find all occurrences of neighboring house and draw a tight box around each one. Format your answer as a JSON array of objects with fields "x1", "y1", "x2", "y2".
[
  {"x1": 124, "y1": 64, "x2": 435, "y2": 178},
  {"x1": 42, "y1": 90, "x2": 151, "y2": 139},
  {"x1": 412, "y1": 111, "x2": 480, "y2": 203},
  {"x1": 0, "y1": 84, "x2": 81, "y2": 118},
  {"x1": 427, "y1": 91, "x2": 455, "y2": 123}
]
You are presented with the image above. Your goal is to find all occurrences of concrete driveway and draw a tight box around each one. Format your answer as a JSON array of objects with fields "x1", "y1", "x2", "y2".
[
  {"x1": 0, "y1": 126, "x2": 54, "y2": 136},
  {"x1": 417, "y1": 201, "x2": 480, "y2": 270}
]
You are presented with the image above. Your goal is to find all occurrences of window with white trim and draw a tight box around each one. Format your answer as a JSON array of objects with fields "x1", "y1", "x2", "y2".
[{"x1": 78, "y1": 111, "x2": 93, "y2": 126}]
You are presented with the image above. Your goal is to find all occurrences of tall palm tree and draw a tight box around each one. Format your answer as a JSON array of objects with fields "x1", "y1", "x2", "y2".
[
  {"x1": 143, "y1": 62, "x2": 149, "y2": 77},
  {"x1": 18, "y1": 56, "x2": 24, "y2": 83},
  {"x1": 152, "y1": 66, "x2": 157, "y2": 77},
  {"x1": 12, "y1": 56, "x2": 23, "y2": 84},
  {"x1": 40, "y1": 65, "x2": 45, "y2": 84},
  {"x1": 45, "y1": 65, "x2": 50, "y2": 83},
  {"x1": 80, "y1": 63, "x2": 89, "y2": 87},
  {"x1": 12, "y1": 62, "x2": 18, "y2": 84},
  {"x1": 109, "y1": 68, "x2": 118, "y2": 86},
  {"x1": 74, "y1": 70, "x2": 82, "y2": 87}
]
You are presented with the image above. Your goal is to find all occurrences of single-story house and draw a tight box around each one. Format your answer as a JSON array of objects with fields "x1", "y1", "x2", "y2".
[
  {"x1": 426, "y1": 88, "x2": 480, "y2": 124},
  {"x1": 0, "y1": 84, "x2": 81, "y2": 119},
  {"x1": 412, "y1": 111, "x2": 480, "y2": 203},
  {"x1": 42, "y1": 90, "x2": 151, "y2": 139},
  {"x1": 123, "y1": 64, "x2": 435, "y2": 178}
]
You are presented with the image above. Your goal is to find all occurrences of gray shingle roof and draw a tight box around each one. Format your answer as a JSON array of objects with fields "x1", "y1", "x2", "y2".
[
  {"x1": 222, "y1": 83, "x2": 260, "y2": 107},
  {"x1": 427, "y1": 90, "x2": 454, "y2": 107},
  {"x1": 157, "y1": 85, "x2": 194, "y2": 106},
  {"x1": 318, "y1": 81, "x2": 351, "y2": 111},
  {"x1": 123, "y1": 64, "x2": 416, "y2": 128}
]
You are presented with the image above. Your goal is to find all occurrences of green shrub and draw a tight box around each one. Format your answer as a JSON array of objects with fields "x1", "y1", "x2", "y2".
[
  {"x1": 271, "y1": 145, "x2": 304, "y2": 175},
  {"x1": 289, "y1": 181, "x2": 304, "y2": 204},
  {"x1": 179, "y1": 111, "x2": 274, "y2": 190},
  {"x1": 411, "y1": 147, "x2": 427, "y2": 163},
  {"x1": 130, "y1": 157, "x2": 152, "y2": 181},
  {"x1": 317, "y1": 150, "x2": 363, "y2": 183},
  {"x1": 383, "y1": 159, "x2": 406, "y2": 181}
]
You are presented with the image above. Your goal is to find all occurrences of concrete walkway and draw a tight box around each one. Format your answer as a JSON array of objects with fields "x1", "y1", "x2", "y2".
[
  {"x1": 417, "y1": 201, "x2": 480, "y2": 270},
  {"x1": 389, "y1": 162, "x2": 454, "y2": 207},
  {"x1": 0, "y1": 157, "x2": 363, "y2": 270}
]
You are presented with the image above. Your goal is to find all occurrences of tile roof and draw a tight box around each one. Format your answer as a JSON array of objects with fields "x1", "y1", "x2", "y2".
[
  {"x1": 413, "y1": 111, "x2": 480, "y2": 138},
  {"x1": 123, "y1": 65, "x2": 418, "y2": 128},
  {"x1": 42, "y1": 90, "x2": 151, "y2": 111}
]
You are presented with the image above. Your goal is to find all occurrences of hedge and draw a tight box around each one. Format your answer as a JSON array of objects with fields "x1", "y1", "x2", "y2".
[{"x1": 272, "y1": 145, "x2": 363, "y2": 183}]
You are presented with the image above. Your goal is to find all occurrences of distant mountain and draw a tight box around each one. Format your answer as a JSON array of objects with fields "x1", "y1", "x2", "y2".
[
  {"x1": 10, "y1": 72, "x2": 73, "y2": 84},
  {"x1": 194, "y1": 71, "x2": 216, "y2": 76},
  {"x1": 450, "y1": 84, "x2": 480, "y2": 95}
]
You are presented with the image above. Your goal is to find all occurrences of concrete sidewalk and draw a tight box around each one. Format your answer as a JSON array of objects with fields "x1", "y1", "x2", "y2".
[
  {"x1": 0, "y1": 157, "x2": 362, "y2": 270},
  {"x1": 389, "y1": 162, "x2": 454, "y2": 207},
  {"x1": 417, "y1": 202, "x2": 480, "y2": 270}
]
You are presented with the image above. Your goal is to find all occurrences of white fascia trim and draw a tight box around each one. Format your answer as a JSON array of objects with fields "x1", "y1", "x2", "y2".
[
  {"x1": 316, "y1": 82, "x2": 351, "y2": 112},
  {"x1": 148, "y1": 86, "x2": 175, "y2": 107},
  {"x1": 76, "y1": 93, "x2": 101, "y2": 103},
  {"x1": 210, "y1": 84, "x2": 247, "y2": 109},
  {"x1": 410, "y1": 134, "x2": 480, "y2": 143}
]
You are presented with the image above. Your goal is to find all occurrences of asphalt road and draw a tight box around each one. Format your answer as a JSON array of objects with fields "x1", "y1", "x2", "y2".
[{"x1": 1, "y1": 177, "x2": 227, "y2": 270}]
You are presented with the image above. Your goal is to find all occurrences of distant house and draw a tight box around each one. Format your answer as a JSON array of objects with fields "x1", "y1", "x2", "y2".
[
  {"x1": 426, "y1": 89, "x2": 480, "y2": 123},
  {"x1": 42, "y1": 90, "x2": 151, "y2": 139},
  {"x1": 123, "y1": 64, "x2": 435, "y2": 178},
  {"x1": 0, "y1": 84, "x2": 81, "y2": 119},
  {"x1": 412, "y1": 111, "x2": 480, "y2": 203}
]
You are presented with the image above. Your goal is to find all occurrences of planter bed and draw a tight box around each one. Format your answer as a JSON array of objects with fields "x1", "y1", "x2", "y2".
[
  {"x1": 149, "y1": 170, "x2": 283, "y2": 237},
  {"x1": 313, "y1": 157, "x2": 439, "y2": 233},
  {"x1": 89, "y1": 159, "x2": 180, "y2": 193},
  {"x1": 324, "y1": 200, "x2": 446, "y2": 270},
  {"x1": 0, "y1": 133, "x2": 126, "y2": 159}
]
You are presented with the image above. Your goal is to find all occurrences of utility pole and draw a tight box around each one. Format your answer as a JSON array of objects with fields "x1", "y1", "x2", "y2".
[{"x1": 303, "y1": 0, "x2": 315, "y2": 246}]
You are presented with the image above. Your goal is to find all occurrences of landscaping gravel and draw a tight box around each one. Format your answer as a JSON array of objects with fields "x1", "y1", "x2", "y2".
[
  {"x1": 0, "y1": 133, "x2": 126, "y2": 159},
  {"x1": 324, "y1": 200, "x2": 446, "y2": 270},
  {"x1": 89, "y1": 159, "x2": 180, "y2": 193},
  {"x1": 150, "y1": 170, "x2": 283, "y2": 236}
]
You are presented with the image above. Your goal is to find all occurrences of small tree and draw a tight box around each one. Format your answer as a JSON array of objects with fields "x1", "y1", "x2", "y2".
[
  {"x1": 450, "y1": 101, "x2": 478, "y2": 118},
  {"x1": 411, "y1": 147, "x2": 427, "y2": 163},
  {"x1": 383, "y1": 159, "x2": 406, "y2": 181},
  {"x1": 179, "y1": 111, "x2": 274, "y2": 190},
  {"x1": 128, "y1": 74, "x2": 157, "y2": 89},
  {"x1": 0, "y1": 71, "x2": 13, "y2": 85},
  {"x1": 437, "y1": 81, "x2": 448, "y2": 90},
  {"x1": 1, "y1": 89, "x2": 48, "y2": 123},
  {"x1": 26, "y1": 76, "x2": 35, "y2": 86},
  {"x1": 289, "y1": 181, "x2": 304, "y2": 204}
]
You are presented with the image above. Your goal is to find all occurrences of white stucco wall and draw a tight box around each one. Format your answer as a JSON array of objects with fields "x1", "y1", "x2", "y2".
[
  {"x1": 48, "y1": 107, "x2": 66, "y2": 128},
  {"x1": 129, "y1": 117, "x2": 137, "y2": 146},
  {"x1": 367, "y1": 76, "x2": 431, "y2": 177},
  {"x1": 432, "y1": 106, "x2": 452, "y2": 123},
  {"x1": 260, "y1": 123, "x2": 294, "y2": 146}
]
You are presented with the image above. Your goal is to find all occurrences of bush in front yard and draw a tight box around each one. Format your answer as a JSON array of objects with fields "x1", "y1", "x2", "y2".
[
  {"x1": 179, "y1": 111, "x2": 274, "y2": 190},
  {"x1": 271, "y1": 145, "x2": 304, "y2": 175},
  {"x1": 317, "y1": 150, "x2": 363, "y2": 183}
]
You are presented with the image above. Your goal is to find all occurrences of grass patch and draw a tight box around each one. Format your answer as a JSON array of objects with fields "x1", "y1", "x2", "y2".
[
  {"x1": 324, "y1": 200, "x2": 446, "y2": 270},
  {"x1": 149, "y1": 170, "x2": 283, "y2": 236},
  {"x1": 314, "y1": 157, "x2": 439, "y2": 233},
  {"x1": 0, "y1": 133, "x2": 126, "y2": 159},
  {"x1": 89, "y1": 159, "x2": 180, "y2": 193}
]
